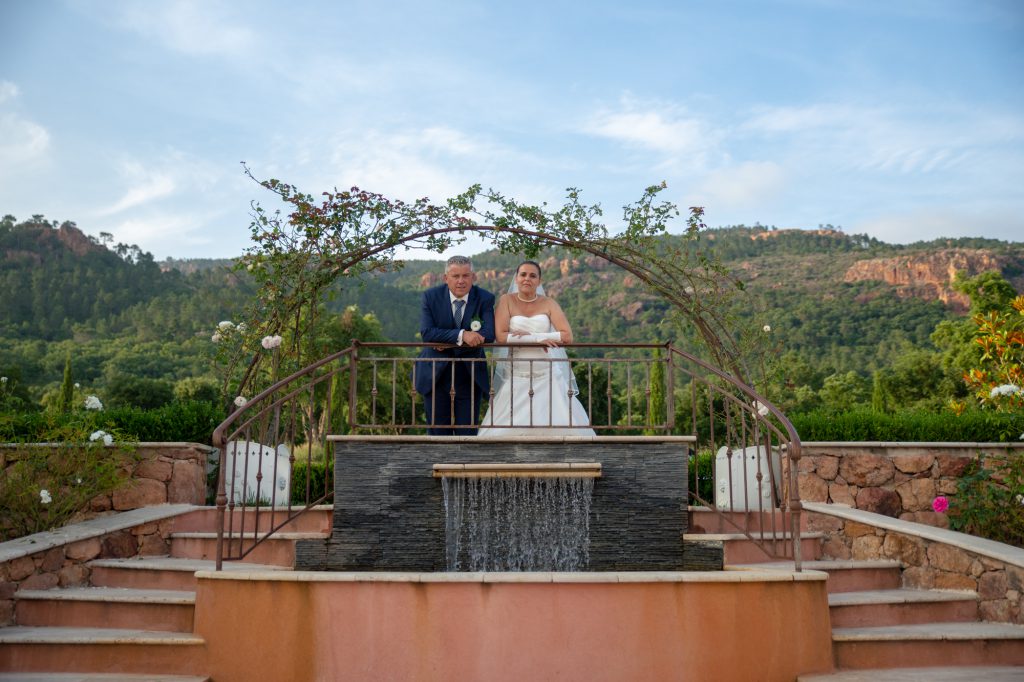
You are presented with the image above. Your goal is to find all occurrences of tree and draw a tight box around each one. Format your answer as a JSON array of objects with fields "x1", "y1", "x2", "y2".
[
  {"x1": 227, "y1": 166, "x2": 750, "y2": 402},
  {"x1": 58, "y1": 353, "x2": 74, "y2": 412}
]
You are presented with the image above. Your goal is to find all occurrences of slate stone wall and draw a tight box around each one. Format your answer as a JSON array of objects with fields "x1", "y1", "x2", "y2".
[{"x1": 295, "y1": 438, "x2": 689, "y2": 571}]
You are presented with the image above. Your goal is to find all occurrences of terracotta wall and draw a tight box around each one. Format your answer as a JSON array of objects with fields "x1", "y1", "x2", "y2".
[
  {"x1": 797, "y1": 442, "x2": 1023, "y2": 528},
  {"x1": 194, "y1": 572, "x2": 834, "y2": 682}
]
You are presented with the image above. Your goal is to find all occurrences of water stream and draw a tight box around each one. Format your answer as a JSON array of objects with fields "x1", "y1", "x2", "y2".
[{"x1": 441, "y1": 476, "x2": 594, "y2": 571}]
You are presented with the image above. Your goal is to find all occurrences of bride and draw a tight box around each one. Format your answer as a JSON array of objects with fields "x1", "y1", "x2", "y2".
[{"x1": 478, "y1": 260, "x2": 596, "y2": 437}]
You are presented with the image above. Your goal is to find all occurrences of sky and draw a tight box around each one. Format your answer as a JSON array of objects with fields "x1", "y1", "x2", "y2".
[{"x1": 0, "y1": 0, "x2": 1022, "y2": 260}]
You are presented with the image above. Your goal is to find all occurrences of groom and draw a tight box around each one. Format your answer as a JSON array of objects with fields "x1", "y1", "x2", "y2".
[{"x1": 416, "y1": 255, "x2": 496, "y2": 435}]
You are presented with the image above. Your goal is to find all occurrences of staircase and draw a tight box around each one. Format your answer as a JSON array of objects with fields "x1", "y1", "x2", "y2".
[
  {"x1": 0, "y1": 507, "x2": 332, "y2": 680},
  {"x1": 688, "y1": 506, "x2": 1024, "y2": 679}
]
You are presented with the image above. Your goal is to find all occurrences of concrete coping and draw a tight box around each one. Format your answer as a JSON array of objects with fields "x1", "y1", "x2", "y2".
[
  {"x1": 796, "y1": 441, "x2": 1024, "y2": 450},
  {"x1": 0, "y1": 504, "x2": 199, "y2": 564},
  {"x1": 432, "y1": 462, "x2": 602, "y2": 478},
  {"x1": 328, "y1": 435, "x2": 696, "y2": 443},
  {"x1": 803, "y1": 501, "x2": 1024, "y2": 569},
  {"x1": 195, "y1": 565, "x2": 828, "y2": 584},
  {"x1": 0, "y1": 441, "x2": 216, "y2": 451}
]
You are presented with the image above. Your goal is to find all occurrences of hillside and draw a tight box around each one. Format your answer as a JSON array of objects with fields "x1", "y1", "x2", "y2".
[{"x1": 2, "y1": 214, "x2": 1023, "y2": 409}]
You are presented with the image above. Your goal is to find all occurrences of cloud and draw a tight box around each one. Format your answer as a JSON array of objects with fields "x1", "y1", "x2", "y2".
[
  {"x1": 585, "y1": 99, "x2": 715, "y2": 155},
  {"x1": 691, "y1": 161, "x2": 786, "y2": 209},
  {"x1": 0, "y1": 82, "x2": 50, "y2": 170},
  {"x1": 0, "y1": 81, "x2": 19, "y2": 104},
  {"x1": 96, "y1": 165, "x2": 176, "y2": 216},
  {"x1": 741, "y1": 102, "x2": 1020, "y2": 177},
  {"x1": 112, "y1": 0, "x2": 255, "y2": 57}
]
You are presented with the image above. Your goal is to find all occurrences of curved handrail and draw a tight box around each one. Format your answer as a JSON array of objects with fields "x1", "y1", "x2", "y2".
[{"x1": 211, "y1": 341, "x2": 803, "y2": 570}]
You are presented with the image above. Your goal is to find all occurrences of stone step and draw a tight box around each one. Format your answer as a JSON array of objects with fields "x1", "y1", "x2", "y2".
[
  {"x1": 832, "y1": 622, "x2": 1024, "y2": 669},
  {"x1": 88, "y1": 556, "x2": 287, "y2": 591},
  {"x1": 170, "y1": 505, "x2": 333, "y2": 534},
  {"x1": 828, "y1": 589, "x2": 978, "y2": 628},
  {"x1": 0, "y1": 626, "x2": 207, "y2": 675},
  {"x1": 683, "y1": 532, "x2": 824, "y2": 564},
  {"x1": 799, "y1": 666, "x2": 1024, "y2": 681},
  {"x1": 0, "y1": 671, "x2": 209, "y2": 675},
  {"x1": 15, "y1": 587, "x2": 195, "y2": 632},
  {"x1": 170, "y1": 531, "x2": 327, "y2": 566},
  {"x1": 688, "y1": 506, "x2": 808, "y2": 534},
  {"x1": 744, "y1": 559, "x2": 903, "y2": 593}
]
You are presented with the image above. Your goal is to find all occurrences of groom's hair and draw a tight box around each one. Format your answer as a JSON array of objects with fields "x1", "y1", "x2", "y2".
[
  {"x1": 445, "y1": 255, "x2": 473, "y2": 271},
  {"x1": 516, "y1": 260, "x2": 542, "y2": 278}
]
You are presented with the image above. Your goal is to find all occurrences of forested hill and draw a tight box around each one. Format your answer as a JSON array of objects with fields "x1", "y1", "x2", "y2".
[{"x1": 2, "y1": 214, "x2": 1023, "y2": 405}]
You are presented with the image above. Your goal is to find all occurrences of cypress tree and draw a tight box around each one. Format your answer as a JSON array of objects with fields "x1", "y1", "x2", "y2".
[{"x1": 59, "y1": 353, "x2": 74, "y2": 412}]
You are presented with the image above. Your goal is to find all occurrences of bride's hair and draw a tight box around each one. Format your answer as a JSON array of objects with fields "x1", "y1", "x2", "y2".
[{"x1": 516, "y1": 260, "x2": 542, "y2": 278}]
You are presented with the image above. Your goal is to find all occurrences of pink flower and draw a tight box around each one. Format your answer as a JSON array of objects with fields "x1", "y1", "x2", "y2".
[{"x1": 932, "y1": 496, "x2": 949, "y2": 514}]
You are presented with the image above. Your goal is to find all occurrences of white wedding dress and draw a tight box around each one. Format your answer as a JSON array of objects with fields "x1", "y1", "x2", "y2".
[{"x1": 478, "y1": 314, "x2": 596, "y2": 437}]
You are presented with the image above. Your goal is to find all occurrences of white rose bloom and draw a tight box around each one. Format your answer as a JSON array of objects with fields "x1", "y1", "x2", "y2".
[
  {"x1": 84, "y1": 395, "x2": 103, "y2": 410},
  {"x1": 218, "y1": 321, "x2": 235, "y2": 331},
  {"x1": 234, "y1": 396, "x2": 247, "y2": 407},
  {"x1": 40, "y1": 489, "x2": 52, "y2": 505},
  {"x1": 762, "y1": 325, "x2": 772, "y2": 333}
]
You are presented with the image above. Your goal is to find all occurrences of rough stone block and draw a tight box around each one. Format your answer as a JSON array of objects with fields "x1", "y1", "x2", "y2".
[
  {"x1": 851, "y1": 534, "x2": 883, "y2": 560},
  {"x1": 134, "y1": 457, "x2": 173, "y2": 482},
  {"x1": 101, "y1": 530, "x2": 139, "y2": 558},
  {"x1": 798, "y1": 472, "x2": 827, "y2": 502},
  {"x1": 882, "y1": 533, "x2": 925, "y2": 567},
  {"x1": 979, "y1": 570, "x2": 1009, "y2": 600},
  {"x1": 902, "y1": 566, "x2": 936, "y2": 589},
  {"x1": 936, "y1": 454, "x2": 972, "y2": 477},
  {"x1": 828, "y1": 482, "x2": 856, "y2": 506},
  {"x1": 979, "y1": 599, "x2": 1013, "y2": 623},
  {"x1": 840, "y1": 454, "x2": 895, "y2": 488},
  {"x1": 39, "y1": 547, "x2": 65, "y2": 573},
  {"x1": 7, "y1": 556, "x2": 35, "y2": 582},
  {"x1": 58, "y1": 563, "x2": 89, "y2": 587},
  {"x1": 820, "y1": 535, "x2": 852, "y2": 560},
  {"x1": 138, "y1": 533, "x2": 169, "y2": 556},
  {"x1": 893, "y1": 453, "x2": 934, "y2": 474},
  {"x1": 844, "y1": 521, "x2": 876, "y2": 538},
  {"x1": 927, "y1": 543, "x2": 973, "y2": 574},
  {"x1": 19, "y1": 572, "x2": 59, "y2": 591},
  {"x1": 932, "y1": 568, "x2": 973, "y2": 589},
  {"x1": 112, "y1": 478, "x2": 167, "y2": 510},
  {"x1": 0, "y1": 581, "x2": 16, "y2": 599},
  {"x1": 856, "y1": 487, "x2": 901, "y2": 517},
  {"x1": 65, "y1": 537, "x2": 102, "y2": 561},
  {"x1": 895, "y1": 477, "x2": 936, "y2": 512},
  {"x1": 0, "y1": 600, "x2": 13, "y2": 626},
  {"x1": 815, "y1": 455, "x2": 839, "y2": 480},
  {"x1": 168, "y1": 460, "x2": 206, "y2": 504}
]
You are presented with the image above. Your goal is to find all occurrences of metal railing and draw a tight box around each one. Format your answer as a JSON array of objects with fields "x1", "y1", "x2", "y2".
[{"x1": 211, "y1": 341, "x2": 803, "y2": 570}]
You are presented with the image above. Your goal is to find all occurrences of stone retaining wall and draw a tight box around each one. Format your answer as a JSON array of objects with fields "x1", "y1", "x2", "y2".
[
  {"x1": 1, "y1": 442, "x2": 214, "y2": 511},
  {"x1": 797, "y1": 442, "x2": 1023, "y2": 528},
  {"x1": 807, "y1": 509, "x2": 1024, "y2": 625},
  {"x1": 0, "y1": 511, "x2": 184, "y2": 625}
]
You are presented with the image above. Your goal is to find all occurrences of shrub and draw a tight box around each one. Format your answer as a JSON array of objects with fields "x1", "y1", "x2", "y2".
[
  {"x1": 789, "y1": 408, "x2": 1024, "y2": 442},
  {"x1": 105, "y1": 374, "x2": 175, "y2": 410},
  {"x1": 290, "y1": 456, "x2": 333, "y2": 505},
  {"x1": 0, "y1": 422, "x2": 136, "y2": 541},
  {"x1": 688, "y1": 449, "x2": 714, "y2": 504},
  {"x1": 948, "y1": 454, "x2": 1024, "y2": 548},
  {"x1": 0, "y1": 401, "x2": 225, "y2": 444}
]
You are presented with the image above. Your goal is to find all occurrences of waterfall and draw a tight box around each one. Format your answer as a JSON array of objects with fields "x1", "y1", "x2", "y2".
[{"x1": 441, "y1": 476, "x2": 594, "y2": 571}]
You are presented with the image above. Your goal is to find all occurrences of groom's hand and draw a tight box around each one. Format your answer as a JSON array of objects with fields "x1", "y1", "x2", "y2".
[{"x1": 462, "y1": 331, "x2": 485, "y2": 347}]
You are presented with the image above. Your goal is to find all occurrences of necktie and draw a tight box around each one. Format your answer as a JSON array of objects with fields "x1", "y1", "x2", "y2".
[{"x1": 453, "y1": 299, "x2": 465, "y2": 327}]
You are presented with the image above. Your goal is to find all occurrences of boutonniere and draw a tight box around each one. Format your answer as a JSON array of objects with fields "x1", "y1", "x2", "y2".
[{"x1": 470, "y1": 315, "x2": 483, "y2": 332}]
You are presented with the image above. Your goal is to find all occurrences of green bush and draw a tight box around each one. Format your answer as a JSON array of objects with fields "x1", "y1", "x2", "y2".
[
  {"x1": 105, "y1": 374, "x2": 175, "y2": 410},
  {"x1": 290, "y1": 457, "x2": 333, "y2": 505},
  {"x1": 0, "y1": 401, "x2": 225, "y2": 444},
  {"x1": 688, "y1": 450, "x2": 714, "y2": 504},
  {"x1": 789, "y1": 408, "x2": 1024, "y2": 443}
]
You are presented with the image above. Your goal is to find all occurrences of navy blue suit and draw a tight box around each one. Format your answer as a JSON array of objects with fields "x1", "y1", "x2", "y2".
[{"x1": 416, "y1": 283, "x2": 496, "y2": 435}]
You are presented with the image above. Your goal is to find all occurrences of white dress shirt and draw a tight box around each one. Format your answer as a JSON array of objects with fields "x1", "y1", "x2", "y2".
[{"x1": 449, "y1": 291, "x2": 467, "y2": 345}]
